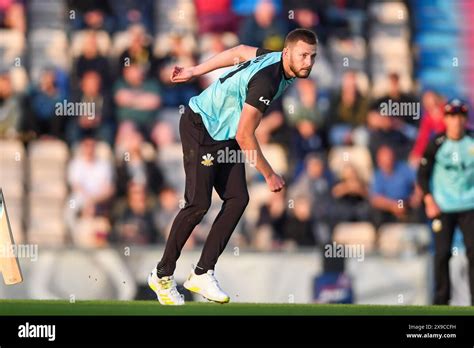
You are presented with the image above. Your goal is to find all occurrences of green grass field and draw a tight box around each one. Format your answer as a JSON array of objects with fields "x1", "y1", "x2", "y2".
[{"x1": 0, "y1": 300, "x2": 473, "y2": 316}]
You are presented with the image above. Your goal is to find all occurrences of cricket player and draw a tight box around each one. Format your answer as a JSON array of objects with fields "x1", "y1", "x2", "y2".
[
  {"x1": 148, "y1": 29, "x2": 318, "y2": 305},
  {"x1": 418, "y1": 98, "x2": 474, "y2": 305}
]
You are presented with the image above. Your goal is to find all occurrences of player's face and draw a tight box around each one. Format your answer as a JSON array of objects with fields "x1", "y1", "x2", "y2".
[
  {"x1": 286, "y1": 41, "x2": 317, "y2": 78},
  {"x1": 444, "y1": 113, "x2": 467, "y2": 139}
]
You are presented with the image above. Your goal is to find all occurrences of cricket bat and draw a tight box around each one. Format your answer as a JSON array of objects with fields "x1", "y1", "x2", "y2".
[{"x1": 0, "y1": 188, "x2": 23, "y2": 285}]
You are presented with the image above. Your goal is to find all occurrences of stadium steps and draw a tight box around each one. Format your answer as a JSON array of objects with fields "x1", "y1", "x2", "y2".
[{"x1": 412, "y1": 0, "x2": 468, "y2": 102}]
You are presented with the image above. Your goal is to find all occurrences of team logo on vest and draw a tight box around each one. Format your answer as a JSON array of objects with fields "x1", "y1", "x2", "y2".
[
  {"x1": 201, "y1": 153, "x2": 214, "y2": 166},
  {"x1": 259, "y1": 96, "x2": 270, "y2": 105}
]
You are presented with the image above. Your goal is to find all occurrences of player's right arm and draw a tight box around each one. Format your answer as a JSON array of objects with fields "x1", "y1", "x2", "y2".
[
  {"x1": 236, "y1": 103, "x2": 285, "y2": 193},
  {"x1": 417, "y1": 138, "x2": 441, "y2": 218},
  {"x1": 170, "y1": 44, "x2": 258, "y2": 83}
]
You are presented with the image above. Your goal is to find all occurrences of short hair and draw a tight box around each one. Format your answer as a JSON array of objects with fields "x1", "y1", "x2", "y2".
[{"x1": 284, "y1": 28, "x2": 318, "y2": 47}]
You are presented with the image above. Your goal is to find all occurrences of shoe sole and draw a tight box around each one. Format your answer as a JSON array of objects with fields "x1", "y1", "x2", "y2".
[{"x1": 183, "y1": 281, "x2": 230, "y2": 304}]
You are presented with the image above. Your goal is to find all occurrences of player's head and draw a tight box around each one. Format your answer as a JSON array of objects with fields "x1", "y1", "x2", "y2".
[
  {"x1": 283, "y1": 28, "x2": 318, "y2": 78},
  {"x1": 444, "y1": 98, "x2": 469, "y2": 138}
]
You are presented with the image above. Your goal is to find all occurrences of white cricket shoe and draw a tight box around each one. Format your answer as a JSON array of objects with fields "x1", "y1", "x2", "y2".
[
  {"x1": 183, "y1": 269, "x2": 230, "y2": 304},
  {"x1": 148, "y1": 268, "x2": 184, "y2": 305}
]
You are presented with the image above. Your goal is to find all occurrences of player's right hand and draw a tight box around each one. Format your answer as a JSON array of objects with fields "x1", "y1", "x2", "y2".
[
  {"x1": 265, "y1": 173, "x2": 285, "y2": 192},
  {"x1": 424, "y1": 194, "x2": 441, "y2": 219},
  {"x1": 425, "y1": 200, "x2": 441, "y2": 219},
  {"x1": 170, "y1": 66, "x2": 194, "y2": 83}
]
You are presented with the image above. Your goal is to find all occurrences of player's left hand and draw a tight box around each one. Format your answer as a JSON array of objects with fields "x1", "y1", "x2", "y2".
[
  {"x1": 170, "y1": 66, "x2": 194, "y2": 83},
  {"x1": 266, "y1": 173, "x2": 285, "y2": 192}
]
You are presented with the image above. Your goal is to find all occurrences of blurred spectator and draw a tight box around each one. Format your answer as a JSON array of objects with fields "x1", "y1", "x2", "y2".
[
  {"x1": 154, "y1": 186, "x2": 180, "y2": 240},
  {"x1": 68, "y1": 0, "x2": 114, "y2": 32},
  {"x1": 327, "y1": 70, "x2": 368, "y2": 146},
  {"x1": 289, "y1": 153, "x2": 333, "y2": 225},
  {"x1": 256, "y1": 188, "x2": 317, "y2": 249},
  {"x1": 118, "y1": 24, "x2": 155, "y2": 76},
  {"x1": 290, "y1": 119, "x2": 325, "y2": 178},
  {"x1": 232, "y1": 0, "x2": 282, "y2": 17},
  {"x1": 255, "y1": 188, "x2": 287, "y2": 250},
  {"x1": 66, "y1": 71, "x2": 114, "y2": 146},
  {"x1": 113, "y1": 63, "x2": 161, "y2": 136},
  {"x1": 284, "y1": 0, "x2": 328, "y2": 43},
  {"x1": 409, "y1": 91, "x2": 446, "y2": 167},
  {"x1": 325, "y1": 0, "x2": 367, "y2": 38},
  {"x1": 150, "y1": 120, "x2": 176, "y2": 149},
  {"x1": 153, "y1": 33, "x2": 200, "y2": 106},
  {"x1": 366, "y1": 107, "x2": 412, "y2": 161},
  {"x1": 194, "y1": 0, "x2": 238, "y2": 34},
  {"x1": 198, "y1": 33, "x2": 232, "y2": 88},
  {"x1": 284, "y1": 78, "x2": 324, "y2": 127},
  {"x1": 25, "y1": 68, "x2": 67, "y2": 139},
  {"x1": 239, "y1": 0, "x2": 287, "y2": 50},
  {"x1": 111, "y1": 181, "x2": 160, "y2": 245},
  {"x1": 282, "y1": 194, "x2": 317, "y2": 248},
  {"x1": 0, "y1": 0, "x2": 25, "y2": 32},
  {"x1": 67, "y1": 133, "x2": 115, "y2": 227},
  {"x1": 284, "y1": 79, "x2": 325, "y2": 177},
  {"x1": 331, "y1": 164, "x2": 370, "y2": 222},
  {"x1": 109, "y1": 0, "x2": 154, "y2": 33},
  {"x1": 73, "y1": 31, "x2": 111, "y2": 89},
  {"x1": 374, "y1": 73, "x2": 419, "y2": 128},
  {"x1": 116, "y1": 128, "x2": 164, "y2": 197},
  {"x1": 0, "y1": 70, "x2": 22, "y2": 138},
  {"x1": 255, "y1": 99, "x2": 286, "y2": 145},
  {"x1": 370, "y1": 145, "x2": 422, "y2": 228}
]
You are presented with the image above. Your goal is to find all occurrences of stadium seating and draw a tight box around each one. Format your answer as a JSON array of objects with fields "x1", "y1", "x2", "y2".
[
  {"x1": 333, "y1": 222, "x2": 376, "y2": 253},
  {"x1": 28, "y1": 29, "x2": 70, "y2": 81},
  {"x1": 328, "y1": 146, "x2": 373, "y2": 183},
  {"x1": 378, "y1": 223, "x2": 431, "y2": 257},
  {"x1": 27, "y1": 0, "x2": 67, "y2": 30},
  {"x1": 27, "y1": 140, "x2": 69, "y2": 245}
]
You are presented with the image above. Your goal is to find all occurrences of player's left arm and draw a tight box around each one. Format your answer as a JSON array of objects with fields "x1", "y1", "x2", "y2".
[
  {"x1": 236, "y1": 104, "x2": 285, "y2": 192},
  {"x1": 170, "y1": 44, "x2": 258, "y2": 83}
]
